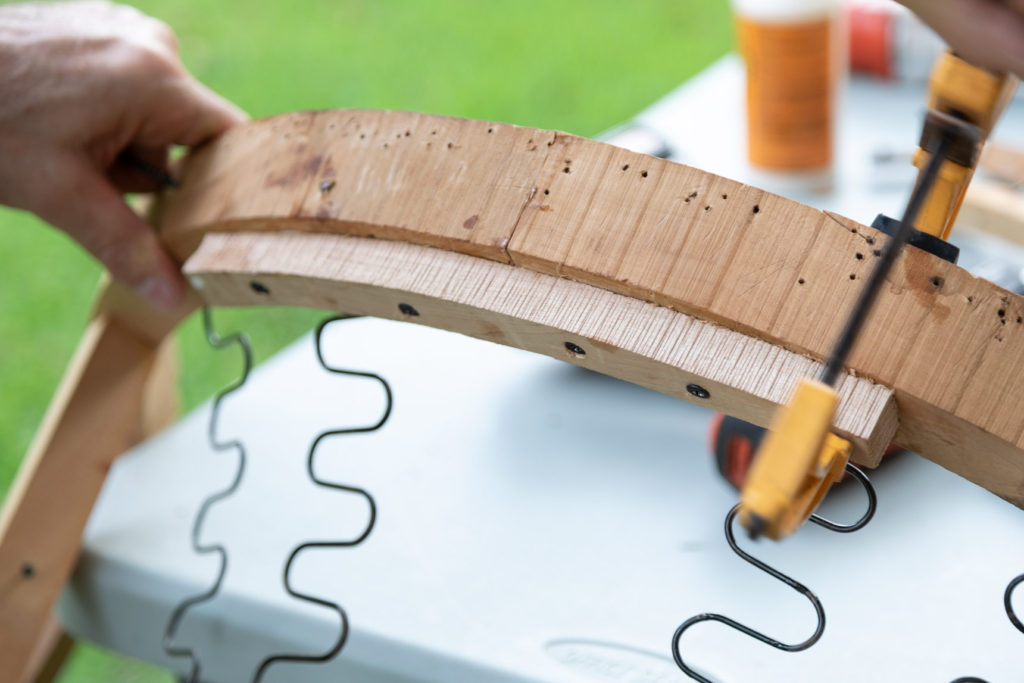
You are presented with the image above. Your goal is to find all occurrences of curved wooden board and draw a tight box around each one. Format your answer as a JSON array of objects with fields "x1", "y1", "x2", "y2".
[
  {"x1": 159, "y1": 109, "x2": 1024, "y2": 507},
  {"x1": 183, "y1": 231, "x2": 897, "y2": 465}
]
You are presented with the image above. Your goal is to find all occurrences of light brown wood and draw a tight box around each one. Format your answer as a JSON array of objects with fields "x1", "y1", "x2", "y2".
[
  {"x1": 185, "y1": 231, "x2": 898, "y2": 465},
  {"x1": 0, "y1": 282, "x2": 191, "y2": 682},
  {"x1": 158, "y1": 109, "x2": 1024, "y2": 507},
  {"x1": 24, "y1": 617, "x2": 72, "y2": 683},
  {"x1": 980, "y1": 143, "x2": 1024, "y2": 186},
  {"x1": 0, "y1": 317, "x2": 150, "y2": 680},
  {"x1": 158, "y1": 110, "x2": 551, "y2": 263},
  {"x1": 141, "y1": 337, "x2": 181, "y2": 438},
  {"x1": 960, "y1": 180, "x2": 1024, "y2": 246}
]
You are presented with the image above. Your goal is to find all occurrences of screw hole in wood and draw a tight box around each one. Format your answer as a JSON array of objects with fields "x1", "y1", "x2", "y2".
[{"x1": 564, "y1": 341, "x2": 586, "y2": 358}]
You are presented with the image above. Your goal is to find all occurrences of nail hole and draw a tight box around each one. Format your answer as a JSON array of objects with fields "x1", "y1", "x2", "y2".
[
  {"x1": 968, "y1": 296, "x2": 975, "y2": 303},
  {"x1": 641, "y1": 170, "x2": 648, "y2": 178},
  {"x1": 930, "y1": 276, "x2": 943, "y2": 287},
  {"x1": 21, "y1": 563, "x2": 34, "y2": 578},
  {"x1": 849, "y1": 274, "x2": 856, "y2": 280},
  {"x1": 564, "y1": 341, "x2": 586, "y2": 358},
  {"x1": 855, "y1": 253, "x2": 864, "y2": 260},
  {"x1": 721, "y1": 194, "x2": 728, "y2": 199},
  {"x1": 686, "y1": 383, "x2": 710, "y2": 400},
  {"x1": 405, "y1": 130, "x2": 411, "y2": 136},
  {"x1": 563, "y1": 166, "x2": 571, "y2": 173},
  {"x1": 249, "y1": 281, "x2": 270, "y2": 295},
  {"x1": 866, "y1": 236, "x2": 875, "y2": 245},
  {"x1": 622, "y1": 164, "x2": 630, "y2": 171},
  {"x1": 488, "y1": 128, "x2": 493, "y2": 133},
  {"x1": 998, "y1": 309, "x2": 1006, "y2": 318},
  {"x1": 1017, "y1": 316, "x2": 1022, "y2": 324},
  {"x1": 798, "y1": 278, "x2": 805, "y2": 285},
  {"x1": 447, "y1": 142, "x2": 454, "y2": 149},
  {"x1": 359, "y1": 134, "x2": 365, "y2": 139},
  {"x1": 398, "y1": 303, "x2": 419, "y2": 317},
  {"x1": 752, "y1": 205, "x2": 760, "y2": 214},
  {"x1": 543, "y1": 188, "x2": 550, "y2": 195}
]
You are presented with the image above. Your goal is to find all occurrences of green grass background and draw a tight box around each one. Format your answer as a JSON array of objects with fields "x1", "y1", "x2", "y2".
[{"x1": 0, "y1": 1, "x2": 733, "y2": 679}]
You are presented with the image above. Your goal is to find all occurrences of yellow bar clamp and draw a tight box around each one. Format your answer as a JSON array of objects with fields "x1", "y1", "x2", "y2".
[
  {"x1": 738, "y1": 379, "x2": 851, "y2": 541},
  {"x1": 732, "y1": 51, "x2": 1015, "y2": 545},
  {"x1": 913, "y1": 51, "x2": 1018, "y2": 239}
]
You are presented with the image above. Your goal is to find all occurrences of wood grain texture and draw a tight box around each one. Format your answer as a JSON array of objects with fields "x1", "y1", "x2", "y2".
[
  {"x1": 0, "y1": 318, "x2": 155, "y2": 680},
  {"x1": 160, "y1": 110, "x2": 549, "y2": 263},
  {"x1": 184, "y1": 231, "x2": 897, "y2": 465},
  {"x1": 0, "y1": 282, "x2": 189, "y2": 681},
  {"x1": 158, "y1": 109, "x2": 1024, "y2": 506}
]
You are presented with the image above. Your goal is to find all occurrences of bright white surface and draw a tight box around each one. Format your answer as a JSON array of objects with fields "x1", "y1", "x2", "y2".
[
  {"x1": 61, "y1": 319, "x2": 1024, "y2": 682},
  {"x1": 60, "y1": 59, "x2": 1024, "y2": 682}
]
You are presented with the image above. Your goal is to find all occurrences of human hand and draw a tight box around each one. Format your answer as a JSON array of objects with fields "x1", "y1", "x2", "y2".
[
  {"x1": 898, "y1": 0, "x2": 1024, "y2": 78},
  {"x1": 0, "y1": 1, "x2": 246, "y2": 310}
]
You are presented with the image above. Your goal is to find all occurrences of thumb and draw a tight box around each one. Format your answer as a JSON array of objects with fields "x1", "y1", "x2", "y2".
[{"x1": 35, "y1": 155, "x2": 186, "y2": 310}]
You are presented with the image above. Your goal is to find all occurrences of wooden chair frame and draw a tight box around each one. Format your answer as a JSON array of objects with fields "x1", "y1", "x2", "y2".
[{"x1": 2, "y1": 109, "x2": 1023, "y2": 681}]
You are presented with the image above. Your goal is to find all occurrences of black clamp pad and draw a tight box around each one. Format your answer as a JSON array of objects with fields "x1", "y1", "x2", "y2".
[{"x1": 871, "y1": 214, "x2": 960, "y2": 264}]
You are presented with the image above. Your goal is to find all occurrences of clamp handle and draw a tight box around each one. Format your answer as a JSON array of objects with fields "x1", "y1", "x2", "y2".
[{"x1": 738, "y1": 379, "x2": 851, "y2": 540}]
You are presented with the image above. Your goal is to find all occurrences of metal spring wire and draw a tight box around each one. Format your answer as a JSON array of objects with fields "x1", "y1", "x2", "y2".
[
  {"x1": 252, "y1": 315, "x2": 393, "y2": 681},
  {"x1": 163, "y1": 308, "x2": 253, "y2": 683},
  {"x1": 1006, "y1": 573, "x2": 1024, "y2": 634},
  {"x1": 671, "y1": 464, "x2": 877, "y2": 682},
  {"x1": 946, "y1": 575, "x2": 1024, "y2": 683}
]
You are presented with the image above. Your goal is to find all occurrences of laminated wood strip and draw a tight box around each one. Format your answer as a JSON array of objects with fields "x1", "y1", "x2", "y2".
[{"x1": 183, "y1": 231, "x2": 898, "y2": 466}]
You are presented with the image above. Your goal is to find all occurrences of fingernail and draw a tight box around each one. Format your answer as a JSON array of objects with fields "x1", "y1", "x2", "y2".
[{"x1": 136, "y1": 276, "x2": 184, "y2": 311}]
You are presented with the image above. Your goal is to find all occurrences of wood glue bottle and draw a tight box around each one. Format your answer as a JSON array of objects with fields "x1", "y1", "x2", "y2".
[{"x1": 733, "y1": 0, "x2": 843, "y2": 191}]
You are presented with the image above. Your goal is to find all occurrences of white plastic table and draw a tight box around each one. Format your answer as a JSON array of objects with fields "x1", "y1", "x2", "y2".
[{"x1": 59, "y1": 56, "x2": 1024, "y2": 683}]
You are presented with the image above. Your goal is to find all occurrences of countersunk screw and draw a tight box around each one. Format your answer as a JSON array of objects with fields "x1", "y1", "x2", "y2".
[{"x1": 686, "y1": 383, "x2": 710, "y2": 399}]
